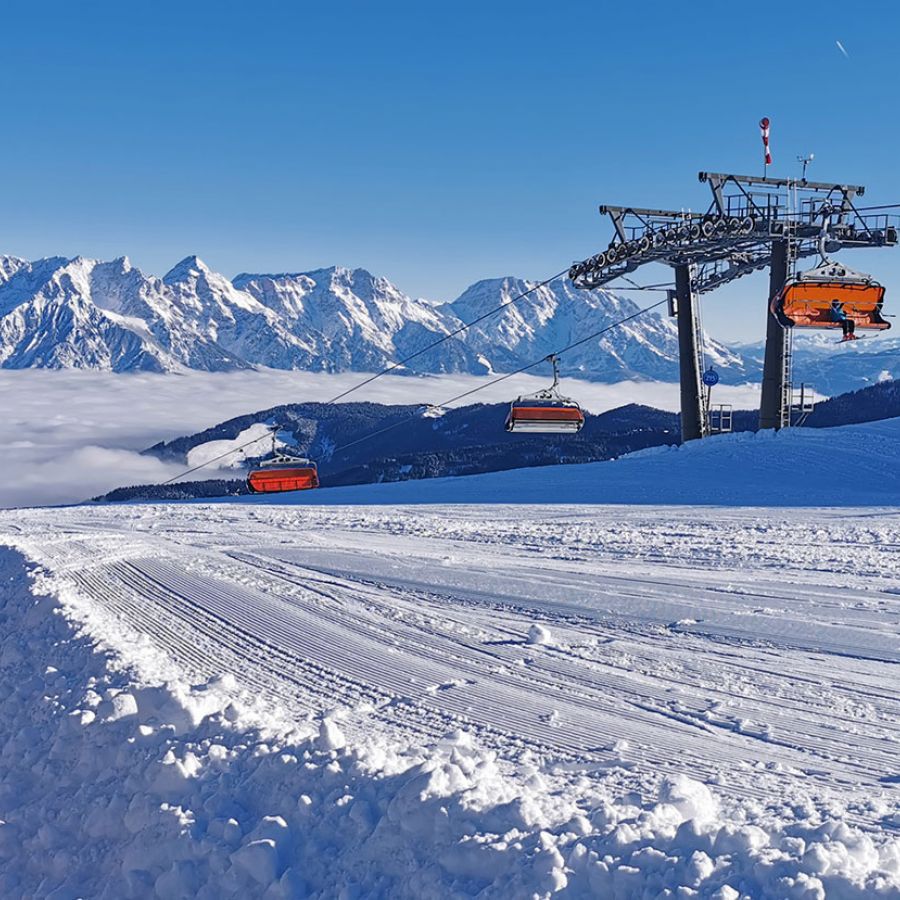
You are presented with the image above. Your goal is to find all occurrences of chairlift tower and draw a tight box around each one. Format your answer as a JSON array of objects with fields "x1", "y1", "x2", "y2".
[{"x1": 568, "y1": 172, "x2": 898, "y2": 441}]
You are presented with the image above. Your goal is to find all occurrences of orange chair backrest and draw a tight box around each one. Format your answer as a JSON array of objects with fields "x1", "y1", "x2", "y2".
[
  {"x1": 510, "y1": 406, "x2": 585, "y2": 422},
  {"x1": 248, "y1": 467, "x2": 319, "y2": 493},
  {"x1": 780, "y1": 281, "x2": 887, "y2": 328}
]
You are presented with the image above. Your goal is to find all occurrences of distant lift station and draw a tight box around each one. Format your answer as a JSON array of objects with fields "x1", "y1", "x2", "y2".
[{"x1": 568, "y1": 172, "x2": 899, "y2": 441}]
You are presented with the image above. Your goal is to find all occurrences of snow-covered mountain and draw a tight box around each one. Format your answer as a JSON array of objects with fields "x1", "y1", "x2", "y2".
[
  {"x1": 449, "y1": 276, "x2": 743, "y2": 381},
  {"x1": 738, "y1": 332, "x2": 900, "y2": 395},
  {"x1": 0, "y1": 255, "x2": 316, "y2": 372},
  {"x1": 0, "y1": 253, "x2": 745, "y2": 380},
  {"x1": 233, "y1": 267, "x2": 486, "y2": 374}
]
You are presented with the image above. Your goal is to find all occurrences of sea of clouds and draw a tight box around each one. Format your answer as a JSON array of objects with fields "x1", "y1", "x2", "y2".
[{"x1": 0, "y1": 369, "x2": 762, "y2": 508}]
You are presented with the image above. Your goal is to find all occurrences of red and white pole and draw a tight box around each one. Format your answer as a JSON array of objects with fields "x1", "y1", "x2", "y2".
[{"x1": 759, "y1": 117, "x2": 772, "y2": 177}]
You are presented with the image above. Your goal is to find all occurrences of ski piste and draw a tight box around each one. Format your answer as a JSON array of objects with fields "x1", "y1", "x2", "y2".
[{"x1": 2, "y1": 492, "x2": 900, "y2": 896}]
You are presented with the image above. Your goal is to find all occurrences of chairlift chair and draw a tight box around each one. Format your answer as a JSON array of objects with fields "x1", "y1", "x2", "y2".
[
  {"x1": 246, "y1": 426, "x2": 320, "y2": 494},
  {"x1": 771, "y1": 258, "x2": 890, "y2": 334},
  {"x1": 505, "y1": 355, "x2": 585, "y2": 434}
]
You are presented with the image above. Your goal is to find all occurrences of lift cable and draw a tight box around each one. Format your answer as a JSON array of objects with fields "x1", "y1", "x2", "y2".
[
  {"x1": 164, "y1": 197, "x2": 897, "y2": 485},
  {"x1": 161, "y1": 267, "x2": 566, "y2": 484},
  {"x1": 327, "y1": 297, "x2": 669, "y2": 458},
  {"x1": 610, "y1": 278, "x2": 674, "y2": 293},
  {"x1": 321, "y1": 268, "x2": 570, "y2": 405},
  {"x1": 161, "y1": 294, "x2": 670, "y2": 484},
  {"x1": 852, "y1": 203, "x2": 900, "y2": 212}
]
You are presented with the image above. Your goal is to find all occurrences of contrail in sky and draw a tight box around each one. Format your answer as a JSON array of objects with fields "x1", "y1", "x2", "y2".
[{"x1": 836, "y1": 40, "x2": 849, "y2": 58}]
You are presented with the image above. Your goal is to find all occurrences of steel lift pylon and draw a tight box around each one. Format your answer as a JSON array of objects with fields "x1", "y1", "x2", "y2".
[{"x1": 568, "y1": 172, "x2": 899, "y2": 441}]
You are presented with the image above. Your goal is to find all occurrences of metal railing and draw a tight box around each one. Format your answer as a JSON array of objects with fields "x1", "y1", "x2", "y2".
[{"x1": 708, "y1": 404, "x2": 733, "y2": 434}]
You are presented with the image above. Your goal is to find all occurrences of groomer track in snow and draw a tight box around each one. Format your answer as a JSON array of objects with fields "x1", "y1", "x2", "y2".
[{"x1": 2, "y1": 501, "x2": 900, "y2": 896}]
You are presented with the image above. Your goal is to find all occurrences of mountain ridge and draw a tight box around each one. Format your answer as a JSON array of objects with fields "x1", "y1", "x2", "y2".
[
  {"x1": 1, "y1": 252, "x2": 896, "y2": 391},
  {"x1": 0, "y1": 253, "x2": 745, "y2": 382}
]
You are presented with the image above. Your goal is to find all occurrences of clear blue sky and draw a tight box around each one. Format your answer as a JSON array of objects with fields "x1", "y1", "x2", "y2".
[{"x1": 1, "y1": 0, "x2": 898, "y2": 341}]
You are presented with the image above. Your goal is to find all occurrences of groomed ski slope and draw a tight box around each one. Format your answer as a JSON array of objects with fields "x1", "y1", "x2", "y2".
[
  {"x1": 239, "y1": 418, "x2": 900, "y2": 508},
  {"x1": 2, "y1": 489, "x2": 900, "y2": 896},
  {"x1": 2, "y1": 420, "x2": 900, "y2": 897}
]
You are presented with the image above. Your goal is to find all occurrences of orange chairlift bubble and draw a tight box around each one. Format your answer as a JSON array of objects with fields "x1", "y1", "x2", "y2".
[
  {"x1": 246, "y1": 426, "x2": 320, "y2": 494},
  {"x1": 771, "y1": 258, "x2": 890, "y2": 335},
  {"x1": 505, "y1": 354, "x2": 585, "y2": 434}
]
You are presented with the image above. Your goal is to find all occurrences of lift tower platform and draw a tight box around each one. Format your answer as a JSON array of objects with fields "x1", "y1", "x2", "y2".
[{"x1": 568, "y1": 172, "x2": 898, "y2": 441}]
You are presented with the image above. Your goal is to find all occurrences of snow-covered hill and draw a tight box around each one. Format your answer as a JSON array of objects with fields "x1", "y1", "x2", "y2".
[
  {"x1": 0, "y1": 253, "x2": 744, "y2": 380},
  {"x1": 242, "y1": 416, "x2": 900, "y2": 508}
]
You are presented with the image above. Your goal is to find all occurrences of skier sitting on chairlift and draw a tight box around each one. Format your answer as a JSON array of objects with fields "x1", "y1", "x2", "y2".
[{"x1": 830, "y1": 299, "x2": 857, "y2": 341}]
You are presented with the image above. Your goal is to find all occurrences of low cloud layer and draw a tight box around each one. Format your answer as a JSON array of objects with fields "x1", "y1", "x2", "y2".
[{"x1": 0, "y1": 369, "x2": 762, "y2": 508}]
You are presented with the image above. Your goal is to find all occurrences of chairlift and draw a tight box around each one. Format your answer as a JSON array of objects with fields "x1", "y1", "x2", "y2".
[
  {"x1": 505, "y1": 355, "x2": 585, "y2": 434},
  {"x1": 246, "y1": 426, "x2": 320, "y2": 494},
  {"x1": 771, "y1": 257, "x2": 890, "y2": 335}
]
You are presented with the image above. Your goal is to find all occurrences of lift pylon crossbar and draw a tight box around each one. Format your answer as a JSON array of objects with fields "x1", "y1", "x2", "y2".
[
  {"x1": 570, "y1": 202, "x2": 896, "y2": 293},
  {"x1": 698, "y1": 171, "x2": 864, "y2": 195}
]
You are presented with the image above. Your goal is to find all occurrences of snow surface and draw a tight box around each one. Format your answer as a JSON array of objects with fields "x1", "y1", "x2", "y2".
[
  {"x1": 240, "y1": 417, "x2": 900, "y2": 509},
  {"x1": 0, "y1": 368, "x2": 761, "y2": 508},
  {"x1": 2, "y1": 498, "x2": 900, "y2": 897},
  {"x1": 185, "y1": 424, "x2": 274, "y2": 470}
]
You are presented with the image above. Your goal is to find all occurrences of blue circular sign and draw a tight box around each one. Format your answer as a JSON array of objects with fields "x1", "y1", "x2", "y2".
[{"x1": 702, "y1": 367, "x2": 720, "y2": 387}]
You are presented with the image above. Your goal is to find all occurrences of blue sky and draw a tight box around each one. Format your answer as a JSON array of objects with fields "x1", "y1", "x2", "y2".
[{"x1": 1, "y1": 0, "x2": 898, "y2": 341}]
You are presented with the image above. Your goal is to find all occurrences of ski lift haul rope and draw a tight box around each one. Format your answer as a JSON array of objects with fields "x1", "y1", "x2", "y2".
[{"x1": 159, "y1": 279, "x2": 669, "y2": 492}]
